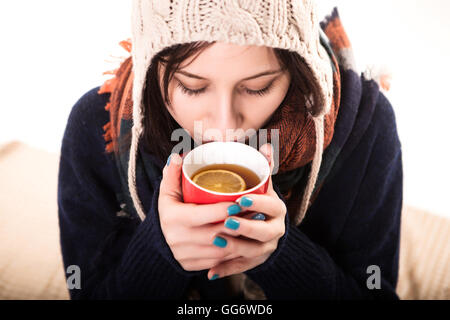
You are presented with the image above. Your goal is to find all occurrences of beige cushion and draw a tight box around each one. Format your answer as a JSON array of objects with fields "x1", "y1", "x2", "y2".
[
  {"x1": 397, "y1": 205, "x2": 450, "y2": 300},
  {"x1": 0, "y1": 141, "x2": 69, "y2": 299},
  {"x1": 0, "y1": 141, "x2": 448, "y2": 300}
]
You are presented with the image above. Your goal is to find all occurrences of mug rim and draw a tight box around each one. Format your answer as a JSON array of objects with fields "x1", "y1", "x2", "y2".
[{"x1": 181, "y1": 141, "x2": 270, "y2": 196}]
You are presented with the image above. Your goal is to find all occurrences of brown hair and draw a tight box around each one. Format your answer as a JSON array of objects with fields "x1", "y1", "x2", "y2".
[{"x1": 142, "y1": 41, "x2": 321, "y2": 164}]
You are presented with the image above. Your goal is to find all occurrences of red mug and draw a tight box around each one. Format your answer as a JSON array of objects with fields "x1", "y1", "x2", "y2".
[{"x1": 182, "y1": 142, "x2": 270, "y2": 205}]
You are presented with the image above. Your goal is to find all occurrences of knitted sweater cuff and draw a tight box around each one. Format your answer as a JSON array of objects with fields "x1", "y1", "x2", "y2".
[
  {"x1": 124, "y1": 185, "x2": 204, "y2": 272},
  {"x1": 117, "y1": 185, "x2": 204, "y2": 297},
  {"x1": 245, "y1": 219, "x2": 338, "y2": 296},
  {"x1": 244, "y1": 183, "x2": 336, "y2": 299}
]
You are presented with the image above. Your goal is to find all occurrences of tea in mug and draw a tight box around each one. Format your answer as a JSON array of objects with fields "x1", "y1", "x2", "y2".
[{"x1": 191, "y1": 163, "x2": 261, "y2": 193}]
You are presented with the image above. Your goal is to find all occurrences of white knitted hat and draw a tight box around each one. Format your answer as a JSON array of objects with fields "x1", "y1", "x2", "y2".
[{"x1": 128, "y1": 0, "x2": 334, "y2": 224}]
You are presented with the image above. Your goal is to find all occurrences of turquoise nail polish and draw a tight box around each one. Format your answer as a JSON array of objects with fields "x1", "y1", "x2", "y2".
[
  {"x1": 166, "y1": 154, "x2": 171, "y2": 166},
  {"x1": 227, "y1": 204, "x2": 241, "y2": 216},
  {"x1": 209, "y1": 274, "x2": 219, "y2": 281},
  {"x1": 240, "y1": 196, "x2": 253, "y2": 207},
  {"x1": 225, "y1": 218, "x2": 240, "y2": 230},
  {"x1": 252, "y1": 213, "x2": 266, "y2": 221},
  {"x1": 213, "y1": 236, "x2": 227, "y2": 248}
]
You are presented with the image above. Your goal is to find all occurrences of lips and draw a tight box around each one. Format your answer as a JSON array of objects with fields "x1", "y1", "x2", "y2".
[{"x1": 202, "y1": 138, "x2": 247, "y2": 144}]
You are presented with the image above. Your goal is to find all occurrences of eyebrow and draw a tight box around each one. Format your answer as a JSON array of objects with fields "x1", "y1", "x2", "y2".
[{"x1": 175, "y1": 68, "x2": 284, "y2": 81}]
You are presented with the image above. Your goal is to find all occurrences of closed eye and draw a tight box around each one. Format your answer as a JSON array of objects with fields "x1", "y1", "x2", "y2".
[
  {"x1": 176, "y1": 81, "x2": 207, "y2": 96},
  {"x1": 245, "y1": 82, "x2": 274, "y2": 96},
  {"x1": 176, "y1": 79, "x2": 276, "y2": 97}
]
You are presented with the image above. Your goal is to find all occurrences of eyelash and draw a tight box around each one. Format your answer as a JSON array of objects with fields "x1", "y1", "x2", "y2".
[{"x1": 176, "y1": 80, "x2": 274, "y2": 97}]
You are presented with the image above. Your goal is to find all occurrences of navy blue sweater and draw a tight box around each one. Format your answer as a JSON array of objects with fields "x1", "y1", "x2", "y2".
[{"x1": 58, "y1": 70, "x2": 403, "y2": 300}]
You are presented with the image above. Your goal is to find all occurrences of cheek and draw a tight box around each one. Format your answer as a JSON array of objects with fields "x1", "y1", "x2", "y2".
[
  {"x1": 167, "y1": 91, "x2": 207, "y2": 132},
  {"x1": 242, "y1": 90, "x2": 288, "y2": 125},
  {"x1": 266, "y1": 91, "x2": 287, "y2": 111}
]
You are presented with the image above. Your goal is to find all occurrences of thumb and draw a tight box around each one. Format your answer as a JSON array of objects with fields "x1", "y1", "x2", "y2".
[
  {"x1": 159, "y1": 153, "x2": 183, "y2": 202},
  {"x1": 259, "y1": 143, "x2": 275, "y2": 194},
  {"x1": 259, "y1": 143, "x2": 274, "y2": 174}
]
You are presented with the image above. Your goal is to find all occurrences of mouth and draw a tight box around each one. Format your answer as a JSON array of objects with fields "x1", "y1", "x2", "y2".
[{"x1": 202, "y1": 138, "x2": 248, "y2": 144}]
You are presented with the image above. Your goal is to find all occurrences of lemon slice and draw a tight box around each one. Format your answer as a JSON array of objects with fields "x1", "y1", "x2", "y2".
[{"x1": 192, "y1": 169, "x2": 246, "y2": 193}]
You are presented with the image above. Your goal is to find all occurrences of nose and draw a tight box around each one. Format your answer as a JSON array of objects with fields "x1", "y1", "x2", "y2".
[{"x1": 208, "y1": 94, "x2": 243, "y2": 141}]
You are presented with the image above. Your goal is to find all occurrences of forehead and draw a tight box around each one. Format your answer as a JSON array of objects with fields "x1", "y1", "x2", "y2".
[{"x1": 178, "y1": 42, "x2": 281, "y2": 81}]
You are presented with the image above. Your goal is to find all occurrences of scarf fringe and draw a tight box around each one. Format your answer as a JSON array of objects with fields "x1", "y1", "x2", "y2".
[
  {"x1": 119, "y1": 39, "x2": 132, "y2": 53},
  {"x1": 98, "y1": 39, "x2": 132, "y2": 154}
]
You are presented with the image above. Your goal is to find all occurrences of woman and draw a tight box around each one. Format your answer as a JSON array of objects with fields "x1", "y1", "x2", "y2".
[{"x1": 58, "y1": 1, "x2": 402, "y2": 300}]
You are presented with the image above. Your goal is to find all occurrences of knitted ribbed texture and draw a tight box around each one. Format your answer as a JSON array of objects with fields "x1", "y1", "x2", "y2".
[
  {"x1": 246, "y1": 222, "x2": 338, "y2": 299},
  {"x1": 117, "y1": 185, "x2": 201, "y2": 298},
  {"x1": 58, "y1": 88, "x2": 200, "y2": 299},
  {"x1": 118, "y1": 212, "x2": 193, "y2": 298}
]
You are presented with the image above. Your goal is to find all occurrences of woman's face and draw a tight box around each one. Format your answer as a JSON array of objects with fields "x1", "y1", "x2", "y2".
[{"x1": 159, "y1": 42, "x2": 291, "y2": 144}]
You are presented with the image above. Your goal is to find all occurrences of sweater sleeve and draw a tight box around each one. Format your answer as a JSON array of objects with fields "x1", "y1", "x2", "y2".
[
  {"x1": 57, "y1": 89, "x2": 198, "y2": 299},
  {"x1": 245, "y1": 93, "x2": 403, "y2": 300}
]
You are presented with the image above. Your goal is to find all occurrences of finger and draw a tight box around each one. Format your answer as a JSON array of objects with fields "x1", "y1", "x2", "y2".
[
  {"x1": 159, "y1": 153, "x2": 183, "y2": 204},
  {"x1": 223, "y1": 253, "x2": 241, "y2": 260},
  {"x1": 258, "y1": 143, "x2": 279, "y2": 198},
  {"x1": 259, "y1": 143, "x2": 274, "y2": 174},
  {"x1": 233, "y1": 211, "x2": 265, "y2": 221},
  {"x1": 180, "y1": 258, "x2": 223, "y2": 272},
  {"x1": 212, "y1": 234, "x2": 276, "y2": 259},
  {"x1": 207, "y1": 256, "x2": 266, "y2": 280},
  {"x1": 181, "y1": 254, "x2": 243, "y2": 272},
  {"x1": 220, "y1": 216, "x2": 284, "y2": 242},
  {"x1": 218, "y1": 211, "x2": 266, "y2": 238},
  {"x1": 234, "y1": 193, "x2": 286, "y2": 218},
  {"x1": 165, "y1": 223, "x2": 223, "y2": 246},
  {"x1": 179, "y1": 201, "x2": 243, "y2": 227},
  {"x1": 173, "y1": 244, "x2": 229, "y2": 261}
]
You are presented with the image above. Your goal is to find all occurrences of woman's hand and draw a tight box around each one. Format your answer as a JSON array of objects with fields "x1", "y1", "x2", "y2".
[
  {"x1": 206, "y1": 144, "x2": 287, "y2": 280},
  {"x1": 158, "y1": 153, "x2": 242, "y2": 272},
  {"x1": 158, "y1": 144, "x2": 286, "y2": 276}
]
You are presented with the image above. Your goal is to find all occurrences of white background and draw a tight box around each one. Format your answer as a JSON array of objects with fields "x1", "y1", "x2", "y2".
[{"x1": 0, "y1": 1, "x2": 449, "y2": 218}]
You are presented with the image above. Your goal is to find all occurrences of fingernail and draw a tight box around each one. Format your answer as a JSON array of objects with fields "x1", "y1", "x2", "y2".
[
  {"x1": 225, "y1": 218, "x2": 240, "y2": 230},
  {"x1": 227, "y1": 204, "x2": 241, "y2": 216},
  {"x1": 252, "y1": 213, "x2": 266, "y2": 221},
  {"x1": 166, "y1": 154, "x2": 172, "y2": 166},
  {"x1": 239, "y1": 196, "x2": 253, "y2": 208},
  {"x1": 213, "y1": 236, "x2": 227, "y2": 248},
  {"x1": 209, "y1": 274, "x2": 219, "y2": 281}
]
